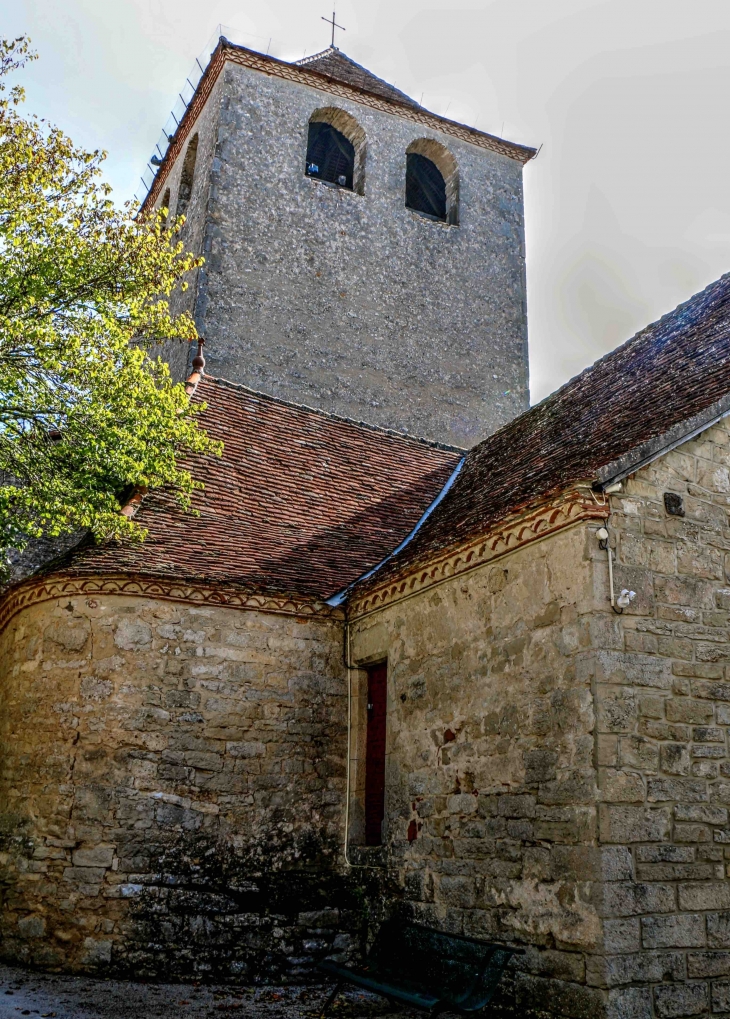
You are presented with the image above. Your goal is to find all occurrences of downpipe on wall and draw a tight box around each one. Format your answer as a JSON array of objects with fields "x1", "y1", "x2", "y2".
[{"x1": 596, "y1": 511, "x2": 635, "y2": 614}]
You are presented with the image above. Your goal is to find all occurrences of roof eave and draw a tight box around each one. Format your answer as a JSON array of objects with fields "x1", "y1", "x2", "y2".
[
  {"x1": 140, "y1": 37, "x2": 227, "y2": 214},
  {"x1": 595, "y1": 391, "x2": 730, "y2": 491},
  {"x1": 220, "y1": 40, "x2": 537, "y2": 160}
]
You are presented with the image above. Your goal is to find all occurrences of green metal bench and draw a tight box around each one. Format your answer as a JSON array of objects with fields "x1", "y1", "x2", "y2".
[{"x1": 317, "y1": 918, "x2": 523, "y2": 1017}]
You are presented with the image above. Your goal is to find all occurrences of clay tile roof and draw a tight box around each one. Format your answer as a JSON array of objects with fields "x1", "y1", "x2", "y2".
[
  {"x1": 361, "y1": 272, "x2": 730, "y2": 589},
  {"x1": 295, "y1": 47, "x2": 419, "y2": 107},
  {"x1": 58, "y1": 378, "x2": 462, "y2": 600}
]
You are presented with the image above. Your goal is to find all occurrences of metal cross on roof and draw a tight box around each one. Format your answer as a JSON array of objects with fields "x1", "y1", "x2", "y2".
[{"x1": 321, "y1": 10, "x2": 345, "y2": 47}]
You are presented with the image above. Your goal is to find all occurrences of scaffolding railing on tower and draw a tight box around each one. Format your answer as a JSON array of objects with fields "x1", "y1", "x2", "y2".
[{"x1": 133, "y1": 26, "x2": 286, "y2": 206}]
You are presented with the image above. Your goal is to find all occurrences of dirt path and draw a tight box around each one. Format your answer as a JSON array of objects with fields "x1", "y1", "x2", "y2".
[{"x1": 0, "y1": 966, "x2": 413, "y2": 1019}]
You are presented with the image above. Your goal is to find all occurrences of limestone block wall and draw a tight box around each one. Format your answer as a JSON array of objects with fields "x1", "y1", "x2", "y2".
[
  {"x1": 0, "y1": 590, "x2": 356, "y2": 980},
  {"x1": 591, "y1": 417, "x2": 730, "y2": 1019},
  {"x1": 350, "y1": 526, "x2": 606, "y2": 1019},
  {"x1": 168, "y1": 60, "x2": 529, "y2": 446},
  {"x1": 9, "y1": 418, "x2": 730, "y2": 1005}
]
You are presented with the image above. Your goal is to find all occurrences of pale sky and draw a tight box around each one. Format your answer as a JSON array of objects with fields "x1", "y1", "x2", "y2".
[{"x1": 5, "y1": 0, "x2": 730, "y2": 402}]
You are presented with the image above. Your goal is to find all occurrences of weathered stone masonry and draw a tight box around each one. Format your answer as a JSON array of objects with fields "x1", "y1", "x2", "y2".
[
  {"x1": 6, "y1": 401, "x2": 730, "y2": 1015},
  {"x1": 0, "y1": 593, "x2": 363, "y2": 980},
  {"x1": 342, "y1": 415, "x2": 730, "y2": 1019},
  {"x1": 152, "y1": 48, "x2": 531, "y2": 446},
  {"x1": 350, "y1": 522, "x2": 607, "y2": 1019},
  {"x1": 592, "y1": 417, "x2": 730, "y2": 1019}
]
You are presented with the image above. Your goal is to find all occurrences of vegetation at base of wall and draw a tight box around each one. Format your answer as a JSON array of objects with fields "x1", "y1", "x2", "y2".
[{"x1": 0, "y1": 36, "x2": 220, "y2": 569}]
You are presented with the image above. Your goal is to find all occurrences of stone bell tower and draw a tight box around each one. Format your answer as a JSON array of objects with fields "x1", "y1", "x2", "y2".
[{"x1": 145, "y1": 39, "x2": 535, "y2": 447}]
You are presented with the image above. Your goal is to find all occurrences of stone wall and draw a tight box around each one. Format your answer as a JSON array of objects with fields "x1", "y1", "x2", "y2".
[
  {"x1": 153, "y1": 60, "x2": 529, "y2": 447},
  {"x1": 341, "y1": 413, "x2": 730, "y2": 1019},
  {"x1": 9, "y1": 418, "x2": 730, "y2": 1008},
  {"x1": 151, "y1": 75, "x2": 224, "y2": 383},
  {"x1": 592, "y1": 417, "x2": 730, "y2": 1019},
  {"x1": 349, "y1": 525, "x2": 607, "y2": 1019},
  {"x1": 0, "y1": 591, "x2": 362, "y2": 980}
]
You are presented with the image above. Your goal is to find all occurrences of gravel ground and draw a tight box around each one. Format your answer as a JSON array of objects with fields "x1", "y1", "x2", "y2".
[{"x1": 0, "y1": 965, "x2": 416, "y2": 1019}]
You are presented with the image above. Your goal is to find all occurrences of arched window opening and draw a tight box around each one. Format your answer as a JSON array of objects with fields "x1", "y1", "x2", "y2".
[
  {"x1": 306, "y1": 122, "x2": 354, "y2": 189},
  {"x1": 406, "y1": 154, "x2": 446, "y2": 221},
  {"x1": 160, "y1": 188, "x2": 171, "y2": 228},
  {"x1": 175, "y1": 133, "x2": 199, "y2": 218},
  {"x1": 304, "y1": 108, "x2": 366, "y2": 194},
  {"x1": 405, "y1": 139, "x2": 459, "y2": 225}
]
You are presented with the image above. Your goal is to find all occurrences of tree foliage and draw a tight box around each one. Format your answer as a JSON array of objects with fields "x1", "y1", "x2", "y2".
[{"x1": 0, "y1": 36, "x2": 219, "y2": 565}]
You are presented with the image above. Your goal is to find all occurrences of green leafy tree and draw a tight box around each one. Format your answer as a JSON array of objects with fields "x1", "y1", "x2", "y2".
[{"x1": 0, "y1": 36, "x2": 219, "y2": 568}]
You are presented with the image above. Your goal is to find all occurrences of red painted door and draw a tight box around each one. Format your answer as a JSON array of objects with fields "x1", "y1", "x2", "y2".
[{"x1": 365, "y1": 662, "x2": 387, "y2": 846}]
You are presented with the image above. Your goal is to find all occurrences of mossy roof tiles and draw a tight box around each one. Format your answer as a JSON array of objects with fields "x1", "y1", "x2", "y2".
[
  {"x1": 59, "y1": 378, "x2": 462, "y2": 600},
  {"x1": 359, "y1": 272, "x2": 730, "y2": 591}
]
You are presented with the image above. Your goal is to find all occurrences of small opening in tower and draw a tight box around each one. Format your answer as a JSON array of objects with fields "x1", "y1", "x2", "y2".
[
  {"x1": 406, "y1": 153, "x2": 446, "y2": 221},
  {"x1": 306, "y1": 122, "x2": 354, "y2": 190},
  {"x1": 405, "y1": 139, "x2": 459, "y2": 225},
  {"x1": 160, "y1": 188, "x2": 171, "y2": 228},
  {"x1": 175, "y1": 133, "x2": 199, "y2": 218}
]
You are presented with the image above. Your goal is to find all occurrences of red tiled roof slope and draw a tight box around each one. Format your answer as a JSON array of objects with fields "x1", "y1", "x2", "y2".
[
  {"x1": 361, "y1": 272, "x2": 730, "y2": 589},
  {"x1": 296, "y1": 47, "x2": 419, "y2": 107},
  {"x1": 58, "y1": 378, "x2": 462, "y2": 599}
]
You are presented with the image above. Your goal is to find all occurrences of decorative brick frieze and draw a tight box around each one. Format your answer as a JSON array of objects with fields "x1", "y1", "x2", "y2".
[
  {"x1": 349, "y1": 487, "x2": 606, "y2": 618},
  {"x1": 0, "y1": 572, "x2": 341, "y2": 635}
]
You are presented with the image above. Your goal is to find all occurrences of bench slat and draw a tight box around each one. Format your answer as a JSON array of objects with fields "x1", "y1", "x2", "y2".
[
  {"x1": 319, "y1": 960, "x2": 439, "y2": 1009},
  {"x1": 318, "y1": 920, "x2": 521, "y2": 1016}
]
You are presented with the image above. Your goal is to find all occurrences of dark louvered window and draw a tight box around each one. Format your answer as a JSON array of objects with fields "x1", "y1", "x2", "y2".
[
  {"x1": 305, "y1": 122, "x2": 354, "y2": 189},
  {"x1": 406, "y1": 152, "x2": 447, "y2": 221}
]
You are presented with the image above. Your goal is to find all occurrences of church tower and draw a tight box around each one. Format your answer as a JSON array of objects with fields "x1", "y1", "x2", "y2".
[{"x1": 144, "y1": 39, "x2": 535, "y2": 447}]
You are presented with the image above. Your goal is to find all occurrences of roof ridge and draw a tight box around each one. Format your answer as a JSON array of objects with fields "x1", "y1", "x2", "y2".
[
  {"x1": 296, "y1": 47, "x2": 337, "y2": 66},
  {"x1": 295, "y1": 46, "x2": 418, "y2": 106},
  {"x1": 216, "y1": 40, "x2": 536, "y2": 155},
  {"x1": 561, "y1": 270, "x2": 727, "y2": 383},
  {"x1": 200, "y1": 375, "x2": 467, "y2": 454}
]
